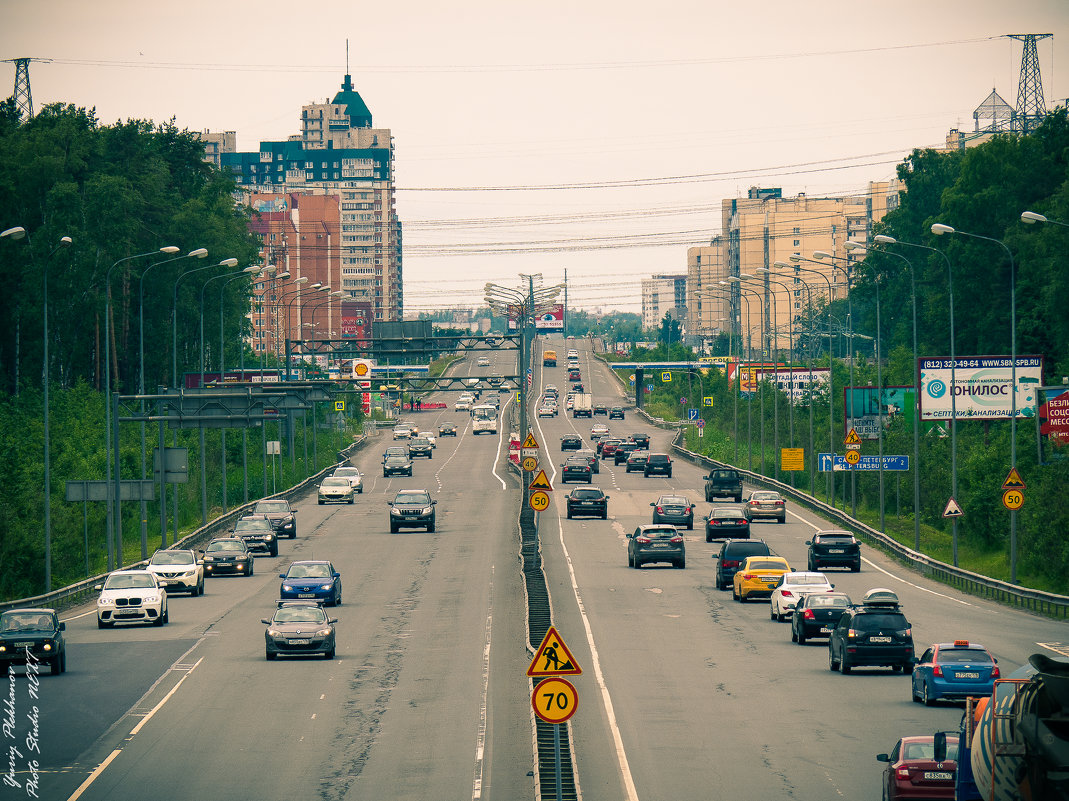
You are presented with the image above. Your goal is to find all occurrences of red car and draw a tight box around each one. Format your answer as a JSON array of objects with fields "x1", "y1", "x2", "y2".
[{"x1": 877, "y1": 735, "x2": 958, "y2": 800}]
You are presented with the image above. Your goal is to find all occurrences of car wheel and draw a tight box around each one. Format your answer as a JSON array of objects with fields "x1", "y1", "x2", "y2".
[
  {"x1": 50, "y1": 654, "x2": 62, "y2": 675},
  {"x1": 383, "y1": 471, "x2": 388, "y2": 477},
  {"x1": 318, "y1": 499, "x2": 325, "y2": 505},
  {"x1": 667, "y1": 469, "x2": 673, "y2": 477},
  {"x1": 270, "y1": 545, "x2": 278, "y2": 557},
  {"x1": 390, "y1": 523, "x2": 399, "y2": 533},
  {"x1": 808, "y1": 559, "x2": 816, "y2": 572},
  {"x1": 829, "y1": 646, "x2": 838, "y2": 671},
  {"x1": 153, "y1": 612, "x2": 165, "y2": 627},
  {"x1": 923, "y1": 683, "x2": 935, "y2": 706},
  {"x1": 348, "y1": 497, "x2": 354, "y2": 504},
  {"x1": 567, "y1": 510, "x2": 573, "y2": 519},
  {"x1": 324, "y1": 648, "x2": 335, "y2": 660},
  {"x1": 770, "y1": 604, "x2": 777, "y2": 621},
  {"x1": 358, "y1": 487, "x2": 363, "y2": 493},
  {"x1": 734, "y1": 494, "x2": 742, "y2": 503},
  {"x1": 634, "y1": 558, "x2": 643, "y2": 569},
  {"x1": 912, "y1": 681, "x2": 921, "y2": 703},
  {"x1": 852, "y1": 561, "x2": 861, "y2": 573},
  {"x1": 839, "y1": 654, "x2": 851, "y2": 674},
  {"x1": 675, "y1": 556, "x2": 685, "y2": 569},
  {"x1": 778, "y1": 516, "x2": 785, "y2": 524},
  {"x1": 248, "y1": 562, "x2": 254, "y2": 576},
  {"x1": 732, "y1": 585, "x2": 740, "y2": 601},
  {"x1": 266, "y1": 651, "x2": 276, "y2": 661},
  {"x1": 686, "y1": 520, "x2": 693, "y2": 530},
  {"x1": 97, "y1": 618, "x2": 112, "y2": 629},
  {"x1": 706, "y1": 533, "x2": 713, "y2": 543}
]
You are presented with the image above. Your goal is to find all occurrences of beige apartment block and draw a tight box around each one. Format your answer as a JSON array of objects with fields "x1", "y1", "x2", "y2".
[
  {"x1": 686, "y1": 237, "x2": 729, "y2": 347},
  {"x1": 641, "y1": 274, "x2": 688, "y2": 331}
]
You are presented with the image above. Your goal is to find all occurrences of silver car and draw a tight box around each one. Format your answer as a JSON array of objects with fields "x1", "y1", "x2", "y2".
[
  {"x1": 331, "y1": 467, "x2": 364, "y2": 493},
  {"x1": 744, "y1": 490, "x2": 787, "y2": 523},
  {"x1": 318, "y1": 476, "x2": 355, "y2": 504}
]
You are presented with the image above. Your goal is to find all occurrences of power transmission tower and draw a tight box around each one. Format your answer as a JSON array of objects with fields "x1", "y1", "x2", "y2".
[
  {"x1": 1006, "y1": 34, "x2": 1053, "y2": 134},
  {"x1": 3, "y1": 57, "x2": 52, "y2": 121}
]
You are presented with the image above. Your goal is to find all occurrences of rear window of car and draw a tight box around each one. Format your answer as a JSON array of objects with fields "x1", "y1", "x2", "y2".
[
  {"x1": 808, "y1": 595, "x2": 850, "y2": 608},
  {"x1": 790, "y1": 575, "x2": 831, "y2": 585},
  {"x1": 938, "y1": 648, "x2": 993, "y2": 664},
  {"x1": 648, "y1": 454, "x2": 669, "y2": 463},
  {"x1": 723, "y1": 542, "x2": 770, "y2": 557},
  {"x1": 817, "y1": 535, "x2": 855, "y2": 544},
  {"x1": 853, "y1": 613, "x2": 908, "y2": 630},
  {"x1": 659, "y1": 496, "x2": 687, "y2": 505},
  {"x1": 746, "y1": 559, "x2": 787, "y2": 570},
  {"x1": 572, "y1": 489, "x2": 603, "y2": 499},
  {"x1": 711, "y1": 510, "x2": 744, "y2": 519},
  {"x1": 643, "y1": 529, "x2": 678, "y2": 539},
  {"x1": 713, "y1": 470, "x2": 738, "y2": 480}
]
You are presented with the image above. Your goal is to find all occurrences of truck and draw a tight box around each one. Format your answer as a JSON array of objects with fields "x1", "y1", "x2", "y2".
[
  {"x1": 572, "y1": 394, "x2": 593, "y2": 418},
  {"x1": 471, "y1": 404, "x2": 498, "y2": 435},
  {"x1": 704, "y1": 468, "x2": 744, "y2": 503},
  {"x1": 543, "y1": 350, "x2": 557, "y2": 367}
]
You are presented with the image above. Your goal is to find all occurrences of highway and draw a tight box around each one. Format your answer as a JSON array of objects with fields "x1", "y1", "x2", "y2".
[{"x1": 11, "y1": 337, "x2": 1069, "y2": 801}]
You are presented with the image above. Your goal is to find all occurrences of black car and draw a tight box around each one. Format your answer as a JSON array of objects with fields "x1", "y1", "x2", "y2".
[
  {"x1": 609, "y1": 407, "x2": 625, "y2": 420},
  {"x1": 644, "y1": 453, "x2": 672, "y2": 477},
  {"x1": 828, "y1": 590, "x2": 914, "y2": 673},
  {"x1": 251, "y1": 499, "x2": 298, "y2": 539},
  {"x1": 625, "y1": 451, "x2": 649, "y2": 473},
  {"x1": 382, "y1": 445, "x2": 408, "y2": 462},
  {"x1": 560, "y1": 434, "x2": 583, "y2": 452},
  {"x1": 628, "y1": 525, "x2": 685, "y2": 569},
  {"x1": 807, "y1": 530, "x2": 862, "y2": 572},
  {"x1": 593, "y1": 404, "x2": 608, "y2": 416},
  {"x1": 713, "y1": 539, "x2": 771, "y2": 590},
  {"x1": 572, "y1": 383, "x2": 584, "y2": 392},
  {"x1": 791, "y1": 592, "x2": 852, "y2": 645},
  {"x1": 201, "y1": 537, "x2": 255, "y2": 576},
  {"x1": 560, "y1": 457, "x2": 593, "y2": 484},
  {"x1": 0, "y1": 608, "x2": 65, "y2": 675},
  {"x1": 651, "y1": 494, "x2": 694, "y2": 529},
  {"x1": 613, "y1": 441, "x2": 639, "y2": 464},
  {"x1": 263, "y1": 601, "x2": 337, "y2": 660},
  {"x1": 383, "y1": 453, "x2": 414, "y2": 476},
  {"x1": 232, "y1": 516, "x2": 279, "y2": 556},
  {"x1": 388, "y1": 489, "x2": 436, "y2": 532},
  {"x1": 705, "y1": 506, "x2": 750, "y2": 542},
  {"x1": 566, "y1": 487, "x2": 609, "y2": 519},
  {"x1": 628, "y1": 433, "x2": 650, "y2": 449},
  {"x1": 408, "y1": 437, "x2": 434, "y2": 459},
  {"x1": 438, "y1": 421, "x2": 458, "y2": 436},
  {"x1": 704, "y1": 468, "x2": 744, "y2": 503}
]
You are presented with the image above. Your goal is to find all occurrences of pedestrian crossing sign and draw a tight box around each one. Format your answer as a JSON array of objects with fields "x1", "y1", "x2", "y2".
[{"x1": 527, "y1": 626, "x2": 582, "y2": 677}]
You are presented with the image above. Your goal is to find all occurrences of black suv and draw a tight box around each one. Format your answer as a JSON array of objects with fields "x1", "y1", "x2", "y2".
[
  {"x1": 713, "y1": 539, "x2": 771, "y2": 590},
  {"x1": 251, "y1": 499, "x2": 298, "y2": 538},
  {"x1": 704, "y1": 469, "x2": 743, "y2": 503},
  {"x1": 560, "y1": 434, "x2": 583, "y2": 451},
  {"x1": 807, "y1": 530, "x2": 862, "y2": 572},
  {"x1": 644, "y1": 453, "x2": 672, "y2": 477},
  {"x1": 0, "y1": 608, "x2": 66, "y2": 675},
  {"x1": 232, "y1": 516, "x2": 279, "y2": 556},
  {"x1": 628, "y1": 433, "x2": 649, "y2": 449},
  {"x1": 408, "y1": 437, "x2": 434, "y2": 459},
  {"x1": 566, "y1": 487, "x2": 609, "y2": 519},
  {"x1": 609, "y1": 407, "x2": 625, "y2": 420},
  {"x1": 388, "y1": 489, "x2": 437, "y2": 533},
  {"x1": 613, "y1": 441, "x2": 639, "y2": 464},
  {"x1": 828, "y1": 590, "x2": 914, "y2": 674}
]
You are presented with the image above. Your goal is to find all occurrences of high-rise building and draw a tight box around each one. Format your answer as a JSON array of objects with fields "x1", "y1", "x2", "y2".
[
  {"x1": 201, "y1": 74, "x2": 402, "y2": 356},
  {"x1": 641, "y1": 274, "x2": 688, "y2": 331}
]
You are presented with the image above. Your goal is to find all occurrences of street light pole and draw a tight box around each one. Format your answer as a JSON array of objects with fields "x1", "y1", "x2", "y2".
[{"x1": 757, "y1": 270, "x2": 797, "y2": 485}]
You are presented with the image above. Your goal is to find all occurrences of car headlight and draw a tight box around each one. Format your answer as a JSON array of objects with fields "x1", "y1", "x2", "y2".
[
  {"x1": 391, "y1": 508, "x2": 402, "y2": 516},
  {"x1": 315, "y1": 627, "x2": 332, "y2": 637},
  {"x1": 266, "y1": 533, "x2": 275, "y2": 540},
  {"x1": 203, "y1": 556, "x2": 215, "y2": 561},
  {"x1": 143, "y1": 595, "x2": 159, "y2": 603},
  {"x1": 320, "y1": 582, "x2": 333, "y2": 590},
  {"x1": 267, "y1": 628, "x2": 283, "y2": 638},
  {"x1": 98, "y1": 597, "x2": 114, "y2": 606},
  {"x1": 43, "y1": 643, "x2": 52, "y2": 652},
  {"x1": 282, "y1": 584, "x2": 293, "y2": 592},
  {"x1": 422, "y1": 507, "x2": 433, "y2": 515}
]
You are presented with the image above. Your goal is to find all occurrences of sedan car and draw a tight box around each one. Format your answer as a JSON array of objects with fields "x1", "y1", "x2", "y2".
[
  {"x1": 644, "y1": 453, "x2": 673, "y2": 478},
  {"x1": 408, "y1": 437, "x2": 434, "y2": 458},
  {"x1": 613, "y1": 441, "x2": 639, "y2": 465},
  {"x1": 0, "y1": 608, "x2": 65, "y2": 675},
  {"x1": 625, "y1": 451, "x2": 649, "y2": 473},
  {"x1": 744, "y1": 490, "x2": 786, "y2": 523},
  {"x1": 650, "y1": 494, "x2": 694, "y2": 529},
  {"x1": 566, "y1": 487, "x2": 609, "y2": 519},
  {"x1": 574, "y1": 448, "x2": 600, "y2": 474},
  {"x1": 331, "y1": 466, "x2": 364, "y2": 493},
  {"x1": 628, "y1": 432, "x2": 650, "y2": 449},
  {"x1": 911, "y1": 640, "x2": 999, "y2": 706},
  {"x1": 807, "y1": 530, "x2": 861, "y2": 572},
  {"x1": 877, "y1": 735, "x2": 958, "y2": 800},
  {"x1": 537, "y1": 405, "x2": 557, "y2": 418},
  {"x1": 560, "y1": 457, "x2": 593, "y2": 484},
  {"x1": 477, "y1": 356, "x2": 491, "y2": 367},
  {"x1": 146, "y1": 548, "x2": 205, "y2": 596},
  {"x1": 279, "y1": 560, "x2": 342, "y2": 606},
  {"x1": 318, "y1": 476, "x2": 355, "y2": 504},
  {"x1": 704, "y1": 506, "x2": 750, "y2": 542},
  {"x1": 628, "y1": 525, "x2": 685, "y2": 569},
  {"x1": 732, "y1": 556, "x2": 791, "y2": 602},
  {"x1": 251, "y1": 499, "x2": 298, "y2": 538},
  {"x1": 769, "y1": 572, "x2": 835, "y2": 621},
  {"x1": 438, "y1": 421, "x2": 458, "y2": 436},
  {"x1": 599, "y1": 439, "x2": 623, "y2": 460},
  {"x1": 392, "y1": 424, "x2": 414, "y2": 440},
  {"x1": 232, "y1": 516, "x2": 279, "y2": 556},
  {"x1": 263, "y1": 601, "x2": 337, "y2": 660},
  {"x1": 383, "y1": 453, "x2": 414, "y2": 477},
  {"x1": 791, "y1": 592, "x2": 853, "y2": 644},
  {"x1": 560, "y1": 434, "x2": 583, "y2": 451},
  {"x1": 96, "y1": 570, "x2": 168, "y2": 628},
  {"x1": 200, "y1": 537, "x2": 255, "y2": 577},
  {"x1": 593, "y1": 404, "x2": 608, "y2": 416},
  {"x1": 609, "y1": 406, "x2": 625, "y2": 420},
  {"x1": 388, "y1": 489, "x2": 437, "y2": 532}
]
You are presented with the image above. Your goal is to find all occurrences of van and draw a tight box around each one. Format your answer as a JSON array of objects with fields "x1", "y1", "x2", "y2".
[{"x1": 471, "y1": 404, "x2": 498, "y2": 435}]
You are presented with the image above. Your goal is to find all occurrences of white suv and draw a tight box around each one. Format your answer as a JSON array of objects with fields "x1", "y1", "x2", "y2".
[
  {"x1": 96, "y1": 570, "x2": 169, "y2": 628},
  {"x1": 146, "y1": 549, "x2": 204, "y2": 596}
]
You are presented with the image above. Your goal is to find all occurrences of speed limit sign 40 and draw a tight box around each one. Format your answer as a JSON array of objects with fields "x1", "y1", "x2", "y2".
[{"x1": 531, "y1": 677, "x2": 578, "y2": 724}]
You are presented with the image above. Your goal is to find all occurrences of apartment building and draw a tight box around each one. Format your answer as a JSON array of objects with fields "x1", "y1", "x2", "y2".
[{"x1": 641, "y1": 274, "x2": 688, "y2": 331}]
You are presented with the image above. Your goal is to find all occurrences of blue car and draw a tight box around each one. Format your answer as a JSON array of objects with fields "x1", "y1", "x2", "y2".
[
  {"x1": 279, "y1": 561, "x2": 342, "y2": 606},
  {"x1": 911, "y1": 640, "x2": 999, "y2": 706}
]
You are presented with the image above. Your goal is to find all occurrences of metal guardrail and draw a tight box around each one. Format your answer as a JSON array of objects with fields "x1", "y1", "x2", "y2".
[{"x1": 0, "y1": 435, "x2": 371, "y2": 613}]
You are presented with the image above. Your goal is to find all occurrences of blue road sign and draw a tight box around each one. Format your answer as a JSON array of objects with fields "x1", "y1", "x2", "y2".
[
  {"x1": 819, "y1": 453, "x2": 910, "y2": 472},
  {"x1": 688, "y1": 409, "x2": 699, "y2": 420}
]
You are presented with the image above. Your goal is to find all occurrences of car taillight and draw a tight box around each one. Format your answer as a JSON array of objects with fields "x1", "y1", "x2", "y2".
[
  {"x1": 780, "y1": 590, "x2": 793, "y2": 597},
  {"x1": 738, "y1": 519, "x2": 747, "y2": 525},
  {"x1": 724, "y1": 559, "x2": 740, "y2": 568},
  {"x1": 933, "y1": 665, "x2": 943, "y2": 677},
  {"x1": 742, "y1": 573, "x2": 755, "y2": 580},
  {"x1": 803, "y1": 609, "x2": 815, "y2": 620},
  {"x1": 895, "y1": 768, "x2": 910, "y2": 780},
  {"x1": 992, "y1": 665, "x2": 1000, "y2": 679},
  {"x1": 636, "y1": 537, "x2": 651, "y2": 544},
  {"x1": 656, "y1": 506, "x2": 664, "y2": 513},
  {"x1": 749, "y1": 501, "x2": 759, "y2": 506},
  {"x1": 669, "y1": 536, "x2": 683, "y2": 543},
  {"x1": 710, "y1": 520, "x2": 720, "y2": 526},
  {"x1": 775, "y1": 500, "x2": 784, "y2": 506}
]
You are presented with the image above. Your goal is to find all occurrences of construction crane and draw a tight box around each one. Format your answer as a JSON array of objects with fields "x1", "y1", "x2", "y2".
[{"x1": 2, "y1": 57, "x2": 52, "y2": 120}]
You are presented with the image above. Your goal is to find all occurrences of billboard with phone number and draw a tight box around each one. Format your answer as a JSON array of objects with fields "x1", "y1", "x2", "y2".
[{"x1": 917, "y1": 356, "x2": 1043, "y2": 420}]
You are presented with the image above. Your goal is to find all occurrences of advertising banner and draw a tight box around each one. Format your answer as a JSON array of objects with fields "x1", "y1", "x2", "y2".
[
  {"x1": 917, "y1": 356, "x2": 1043, "y2": 420},
  {"x1": 844, "y1": 387, "x2": 915, "y2": 439},
  {"x1": 341, "y1": 300, "x2": 373, "y2": 342},
  {"x1": 1040, "y1": 387, "x2": 1069, "y2": 445},
  {"x1": 535, "y1": 303, "x2": 564, "y2": 332},
  {"x1": 737, "y1": 365, "x2": 829, "y2": 402}
]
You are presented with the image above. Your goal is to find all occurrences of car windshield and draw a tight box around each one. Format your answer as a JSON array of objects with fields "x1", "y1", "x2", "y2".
[
  {"x1": 572, "y1": 489, "x2": 603, "y2": 499},
  {"x1": 745, "y1": 559, "x2": 788, "y2": 571},
  {"x1": 712, "y1": 471, "x2": 737, "y2": 479},
  {"x1": 939, "y1": 649, "x2": 993, "y2": 664},
  {"x1": 286, "y1": 563, "x2": 332, "y2": 579},
  {"x1": 254, "y1": 501, "x2": 289, "y2": 514},
  {"x1": 104, "y1": 573, "x2": 156, "y2": 590},
  {"x1": 150, "y1": 551, "x2": 194, "y2": 566},
  {"x1": 273, "y1": 608, "x2": 327, "y2": 624},
  {"x1": 207, "y1": 540, "x2": 245, "y2": 552},
  {"x1": 322, "y1": 478, "x2": 349, "y2": 487},
  {"x1": 904, "y1": 741, "x2": 959, "y2": 761},
  {"x1": 808, "y1": 595, "x2": 850, "y2": 608},
  {"x1": 235, "y1": 519, "x2": 270, "y2": 530},
  {"x1": 854, "y1": 613, "x2": 908, "y2": 630},
  {"x1": 385, "y1": 455, "x2": 408, "y2": 463},
  {"x1": 396, "y1": 492, "x2": 431, "y2": 505},
  {"x1": 1, "y1": 612, "x2": 55, "y2": 632}
]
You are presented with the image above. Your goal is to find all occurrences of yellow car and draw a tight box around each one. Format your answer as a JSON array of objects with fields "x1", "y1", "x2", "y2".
[{"x1": 732, "y1": 556, "x2": 791, "y2": 602}]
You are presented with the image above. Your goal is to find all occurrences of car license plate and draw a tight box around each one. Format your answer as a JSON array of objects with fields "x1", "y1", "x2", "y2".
[
  {"x1": 581, "y1": 502, "x2": 594, "y2": 506},
  {"x1": 289, "y1": 639, "x2": 310, "y2": 645},
  {"x1": 819, "y1": 627, "x2": 832, "y2": 634},
  {"x1": 298, "y1": 593, "x2": 315, "y2": 598},
  {"x1": 869, "y1": 636, "x2": 893, "y2": 643},
  {"x1": 829, "y1": 548, "x2": 845, "y2": 553},
  {"x1": 651, "y1": 543, "x2": 669, "y2": 548},
  {"x1": 923, "y1": 771, "x2": 953, "y2": 781},
  {"x1": 957, "y1": 671, "x2": 980, "y2": 679},
  {"x1": 116, "y1": 612, "x2": 139, "y2": 618},
  {"x1": 12, "y1": 642, "x2": 32, "y2": 648}
]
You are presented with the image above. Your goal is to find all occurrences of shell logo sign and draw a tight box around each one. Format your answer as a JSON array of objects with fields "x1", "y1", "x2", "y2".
[{"x1": 351, "y1": 360, "x2": 374, "y2": 379}]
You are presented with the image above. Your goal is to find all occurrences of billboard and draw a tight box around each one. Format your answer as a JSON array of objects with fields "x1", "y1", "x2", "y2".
[
  {"x1": 844, "y1": 386, "x2": 914, "y2": 439},
  {"x1": 731, "y1": 364, "x2": 830, "y2": 402},
  {"x1": 917, "y1": 356, "x2": 1043, "y2": 420},
  {"x1": 341, "y1": 300, "x2": 373, "y2": 342},
  {"x1": 535, "y1": 303, "x2": 564, "y2": 332},
  {"x1": 1040, "y1": 387, "x2": 1069, "y2": 445}
]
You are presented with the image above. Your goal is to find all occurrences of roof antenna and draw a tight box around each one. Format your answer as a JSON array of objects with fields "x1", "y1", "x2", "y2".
[{"x1": 342, "y1": 38, "x2": 353, "y2": 91}]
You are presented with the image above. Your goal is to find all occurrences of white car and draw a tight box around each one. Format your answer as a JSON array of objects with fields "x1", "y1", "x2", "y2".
[
  {"x1": 769, "y1": 572, "x2": 835, "y2": 621},
  {"x1": 538, "y1": 405, "x2": 556, "y2": 418},
  {"x1": 590, "y1": 423, "x2": 610, "y2": 440},
  {"x1": 477, "y1": 356, "x2": 490, "y2": 367},
  {"x1": 96, "y1": 570, "x2": 169, "y2": 628},
  {"x1": 146, "y1": 549, "x2": 204, "y2": 596},
  {"x1": 331, "y1": 466, "x2": 364, "y2": 493},
  {"x1": 318, "y1": 476, "x2": 356, "y2": 504},
  {"x1": 392, "y1": 425, "x2": 413, "y2": 440},
  {"x1": 455, "y1": 396, "x2": 473, "y2": 412}
]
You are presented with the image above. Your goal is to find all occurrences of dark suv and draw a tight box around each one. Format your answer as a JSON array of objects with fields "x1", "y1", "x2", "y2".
[
  {"x1": 704, "y1": 469, "x2": 743, "y2": 503},
  {"x1": 408, "y1": 437, "x2": 434, "y2": 459},
  {"x1": 828, "y1": 590, "x2": 914, "y2": 674},
  {"x1": 807, "y1": 530, "x2": 862, "y2": 572},
  {"x1": 644, "y1": 453, "x2": 672, "y2": 478},
  {"x1": 251, "y1": 499, "x2": 298, "y2": 538},
  {"x1": 713, "y1": 539, "x2": 771, "y2": 590},
  {"x1": 566, "y1": 487, "x2": 609, "y2": 519},
  {"x1": 388, "y1": 489, "x2": 437, "y2": 533}
]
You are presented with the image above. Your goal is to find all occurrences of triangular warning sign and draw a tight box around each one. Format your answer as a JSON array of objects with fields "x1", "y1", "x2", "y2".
[
  {"x1": 1002, "y1": 467, "x2": 1026, "y2": 490},
  {"x1": 528, "y1": 470, "x2": 553, "y2": 492},
  {"x1": 527, "y1": 626, "x2": 582, "y2": 677},
  {"x1": 942, "y1": 497, "x2": 964, "y2": 518},
  {"x1": 522, "y1": 433, "x2": 539, "y2": 449},
  {"x1": 844, "y1": 428, "x2": 862, "y2": 445}
]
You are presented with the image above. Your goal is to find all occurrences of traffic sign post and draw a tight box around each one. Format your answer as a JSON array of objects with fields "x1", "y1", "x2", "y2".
[
  {"x1": 845, "y1": 450, "x2": 860, "y2": 466},
  {"x1": 531, "y1": 677, "x2": 578, "y2": 724},
  {"x1": 527, "y1": 625, "x2": 582, "y2": 801},
  {"x1": 522, "y1": 456, "x2": 538, "y2": 472},
  {"x1": 529, "y1": 490, "x2": 550, "y2": 512}
]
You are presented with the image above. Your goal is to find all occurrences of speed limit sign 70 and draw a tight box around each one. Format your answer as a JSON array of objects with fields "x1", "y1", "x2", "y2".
[{"x1": 531, "y1": 677, "x2": 578, "y2": 724}]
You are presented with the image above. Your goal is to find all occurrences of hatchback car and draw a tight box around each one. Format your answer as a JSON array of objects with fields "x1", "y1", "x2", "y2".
[
  {"x1": 263, "y1": 601, "x2": 337, "y2": 660},
  {"x1": 201, "y1": 537, "x2": 255, "y2": 577},
  {"x1": 609, "y1": 406, "x2": 625, "y2": 420},
  {"x1": 911, "y1": 640, "x2": 999, "y2": 706},
  {"x1": 599, "y1": 439, "x2": 623, "y2": 460},
  {"x1": 877, "y1": 735, "x2": 958, "y2": 800},
  {"x1": 625, "y1": 451, "x2": 649, "y2": 473},
  {"x1": 704, "y1": 506, "x2": 750, "y2": 542},
  {"x1": 769, "y1": 572, "x2": 835, "y2": 621},
  {"x1": 828, "y1": 590, "x2": 914, "y2": 674},
  {"x1": 560, "y1": 434, "x2": 583, "y2": 451},
  {"x1": 0, "y1": 608, "x2": 66, "y2": 675},
  {"x1": 713, "y1": 539, "x2": 772, "y2": 590},
  {"x1": 279, "y1": 560, "x2": 342, "y2": 606},
  {"x1": 791, "y1": 592, "x2": 853, "y2": 644},
  {"x1": 566, "y1": 487, "x2": 609, "y2": 519},
  {"x1": 251, "y1": 499, "x2": 298, "y2": 539},
  {"x1": 408, "y1": 437, "x2": 434, "y2": 459},
  {"x1": 574, "y1": 448, "x2": 600, "y2": 474},
  {"x1": 733, "y1": 556, "x2": 791, "y2": 601},
  {"x1": 331, "y1": 466, "x2": 364, "y2": 493},
  {"x1": 627, "y1": 525, "x2": 685, "y2": 569},
  {"x1": 644, "y1": 453, "x2": 673, "y2": 478},
  {"x1": 807, "y1": 530, "x2": 861, "y2": 572},
  {"x1": 744, "y1": 490, "x2": 786, "y2": 523},
  {"x1": 146, "y1": 548, "x2": 205, "y2": 596},
  {"x1": 613, "y1": 441, "x2": 639, "y2": 464},
  {"x1": 560, "y1": 457, "x2": 593, "y2": 484},
  {"x1": 232, "y1": 516, "x2": 279, "y2": 556},
  {"x1": 96, "y1": 570, "x2": 169, "y2": 628},
  {"x1": 388, "y1": 489, "x2": 437, "y2": 532},
  {"x1": 593, "y1": 404, "x2": 607, "y2": 416},
  {"x1": 650, "y1": 495, "x2": 694, "y2": 529},
  {"x1": 318, "y1": 476, "x2": 356, "y2": 505},
  {"x1": 383, "y1": 453, "x2": 414, "y2": 477},
  {"x1": 628, "y1": 433, "x2": 650, "y2": 449},
  {"x1": 438, "y1": 421, "x2": 458, "y2": 436}
]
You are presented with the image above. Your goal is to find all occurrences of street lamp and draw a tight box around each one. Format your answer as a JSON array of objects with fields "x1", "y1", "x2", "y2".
[
  {"x1": 1021, "y1": 210, "x2": 1069, "y2": 228},
  {"x1": 173, "y1": 258, "x2": 238, "y2": 387},
  {"x1": 775, "y1": 262, "x2": 819, "y2": 496},
  {"x1": 739, "y1": 274, "x2": 779, "y2": 479},
  {"x1": 727, "y1": 278, "x2": 764, "y2": 473},
  {"x1": 756, "y1": 269, "x2": 797, "y2": 484}
]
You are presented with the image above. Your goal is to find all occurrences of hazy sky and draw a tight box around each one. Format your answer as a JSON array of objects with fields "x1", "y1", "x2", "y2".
[{"x1": 5, "y1": 1, "x2": 1068, "y2": 313}]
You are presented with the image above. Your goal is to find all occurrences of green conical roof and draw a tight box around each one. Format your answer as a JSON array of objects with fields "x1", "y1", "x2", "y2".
[{"x1": 332, "y1": 74, "x2": 372, "y2": 128}]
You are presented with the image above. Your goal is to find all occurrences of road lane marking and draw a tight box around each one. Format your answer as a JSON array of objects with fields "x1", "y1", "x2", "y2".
[
  {"x1": 66, "y1": 749, "x2": 122, "y2": 801},
  {"x1": 472, "y1": 566, "x2": 494, "y2": 800},
  {"x1": 489, "y1": 395, "x2": 512, "y2": 490},
  {"x1": 128, "y1": 656, "x2": 203, "y2": 736}
]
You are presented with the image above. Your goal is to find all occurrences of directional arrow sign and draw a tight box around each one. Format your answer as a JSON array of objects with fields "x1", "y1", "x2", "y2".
[{"x1": 688, "y1": 409, "x2": 700, "y2": 421}]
